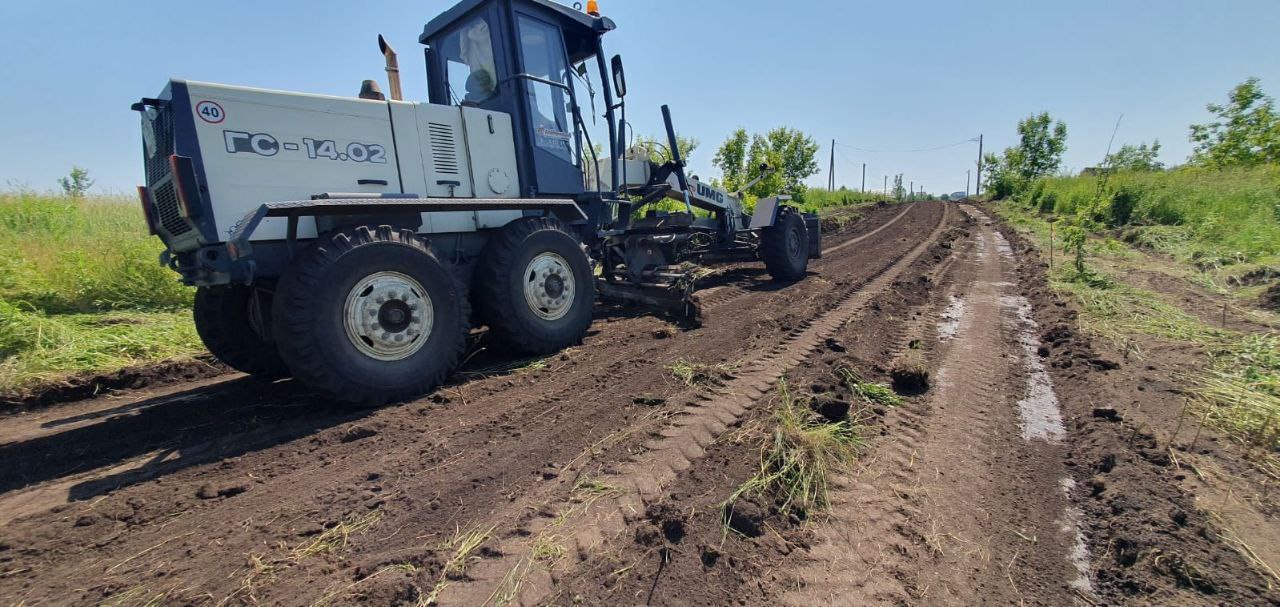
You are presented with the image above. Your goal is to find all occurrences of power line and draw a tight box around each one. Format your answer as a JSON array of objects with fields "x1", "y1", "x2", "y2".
[{"x1": 835, "y1": 137, "x2": 980, "y2": 154}]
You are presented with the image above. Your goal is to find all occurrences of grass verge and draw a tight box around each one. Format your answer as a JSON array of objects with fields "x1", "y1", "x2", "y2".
[
  {"x1": 0, "y1": 193, "x2": 201, "y2": 395},
  {"x1": 1007, "y1": 166, "x2": 1280, "y2": 305},
  {"x1": 993, "y1": 203, "x2": 1279, "y2": 475},
  {"x1": 0, "y1": 302, "x2": 202, "y2": 393}
]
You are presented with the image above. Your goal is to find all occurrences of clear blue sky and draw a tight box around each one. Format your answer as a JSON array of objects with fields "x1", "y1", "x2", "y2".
[{"x1": 2, "y1": 0, "x2": 1278, "y2": 196}]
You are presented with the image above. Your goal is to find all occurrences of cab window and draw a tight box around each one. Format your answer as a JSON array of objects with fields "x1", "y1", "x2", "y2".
[{"x1": 440, "y1": 16, "x2": 497, "y2": 105}]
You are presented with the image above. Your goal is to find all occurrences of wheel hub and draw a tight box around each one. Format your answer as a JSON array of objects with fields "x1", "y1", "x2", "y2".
[
  {"x1": 524, "y1": 252, "x2": 575, "y2": 321},
  {"x1": 344, "y1": 271, "x2": 433, "y2": 361},
  {"x1": 544, "y1": 274, "x2": 565, "y2": 299}
]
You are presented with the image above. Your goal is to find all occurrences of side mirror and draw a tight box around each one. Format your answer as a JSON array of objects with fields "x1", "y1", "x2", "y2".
[{"x1": 611, "y1": 54, "x2": 627, "y2": 98}]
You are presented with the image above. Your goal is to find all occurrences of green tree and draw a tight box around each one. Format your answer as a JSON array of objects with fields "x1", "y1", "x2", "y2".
[
  {"x1": 1104, "y1": 141, "x2": 1163, "y2": 172},
  {"x1": 1189, "y1": 78, "x2": 1280, "y2": 167},
  {"x1": 892, "y1": 175, "x2": 905, "y2": 200},
  {"x1": 58, "y1": 167, "x2": 94, "y2": 198},
  {"x1": 762, "y1": 127, "x2": 820, "y2": 198},
  {"x1": 984, "y1": 112, "x2": 1067, "y2": 197},
  {"x1": 712, "y1": 127, "x2": 819, "y2": 200},
  {"x1": 712, "y1": 129, "x2": 751, "y2": 192},
  {"x1": 633, "y1": 134, "x2": 700, "y2": 165}
]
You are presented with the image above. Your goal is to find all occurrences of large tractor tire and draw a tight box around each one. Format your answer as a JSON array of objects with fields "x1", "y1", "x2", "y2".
[
  {"x1": 271, "y1": 226, "x2": 469, "y2": 406},
  {"x1": 193, "y1": 285, "x2": 288, "y2": 379},
  {"x1": 474, "y1": 217, "x2": 594, "y2": 355},
  {"x1": 761, "y1": 206, "x2": 811, "y2": 282}
]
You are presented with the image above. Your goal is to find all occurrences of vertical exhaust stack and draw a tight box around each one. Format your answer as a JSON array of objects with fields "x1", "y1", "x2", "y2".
[{"x1": 377, "y1": 34, "x2": 403, "y2": 101}]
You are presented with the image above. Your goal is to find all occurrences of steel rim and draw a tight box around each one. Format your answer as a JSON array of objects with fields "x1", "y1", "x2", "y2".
[
  {"x1": 788, "y1": 224, "x2": 803, "y2": 258},
  {"x1": 343, "y1": 271, "x2": 433, "y2": 361},
  {"x1": 523, "y1": 252, "x2": 575, "y2": 321}
]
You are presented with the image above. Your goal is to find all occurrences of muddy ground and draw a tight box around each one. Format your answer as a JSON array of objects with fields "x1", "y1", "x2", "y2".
[{"x1": 1, "y1": 201, "x2": 1276, "y2": 606}]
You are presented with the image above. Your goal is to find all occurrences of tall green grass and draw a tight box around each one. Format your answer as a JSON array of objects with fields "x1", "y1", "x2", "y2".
[
  {"x1": 0, "y1": 192, "x2": 200, "y2": 394},
  {"x1": 1017, "y1": 165, "x2": 1280, "y2": 266},
  {"x1": 794, "y1": 187, "x2": 891, "y2": 214},
  {"x1": 0, "y1": 193, "x2": 192, "y2": 312}
]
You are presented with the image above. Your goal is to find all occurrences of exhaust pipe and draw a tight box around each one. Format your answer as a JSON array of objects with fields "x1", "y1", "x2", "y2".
[{"x1": 377, "y1": 34, "x2": 402, "y2": 101}]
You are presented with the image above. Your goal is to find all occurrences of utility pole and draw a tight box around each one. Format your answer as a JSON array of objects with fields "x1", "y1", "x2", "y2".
[
  {"x1": 966, "y1": 169, "x2": 971, "y2": 197},
  {"x1": 829, "y1": 139, "x2": 836, "y2": 191},
  {"x1": 975, "y1": 134, "x2": 984, "y2": 196},
  {"x1": 861, "y1": 163, "x2": 866, "y2": 193},
  {"x1": 883, "y1": 175, "x2": 888, "y2": 196},
  {"x1": 909, "y1": 180, "x2": 914, "y2": 201}
]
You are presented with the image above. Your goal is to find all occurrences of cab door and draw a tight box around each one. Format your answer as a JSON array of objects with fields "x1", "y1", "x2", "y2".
[{"x1": 512, "y1": 12, "x2": 583, "y2": 197}]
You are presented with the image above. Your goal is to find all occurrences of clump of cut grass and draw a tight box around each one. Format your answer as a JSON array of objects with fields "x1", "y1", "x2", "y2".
[
  {"x1": 99, "y1": 585, "x2": 169, "y2": 607},
  {"x1": 291, "y1": 510, "x2": 383, "y2": 560},
  {"x1": 439, "y1": 524, "x2": 495, "y2": 580},
  {"x1": 572, "y1": 478, "x2": 619, "y2": 496},
  {"x1": 458, "y1": 355, "x2": 551, "y2": 379},
  {"x1": 422, "y1": 523, "x2": 496, "y2": 605},
  {"x1": 530, "y1": 535, "x2": 566, "y2": 562},
  {"x1": 838, "y1": 367, "x2": 902, "y2": 407},
  {"x1": 667, "y1": 358, "x2": 736, "y2": 387},
  {"x1": 726, "y1": 379, "x2": 863, "y2": 520},
  {"x1": 312, "y1": 562, "x2": 426, "y2": 607},
  {"x1": 1196, "y1": 333, "x2": 1280, "y2": 460}
]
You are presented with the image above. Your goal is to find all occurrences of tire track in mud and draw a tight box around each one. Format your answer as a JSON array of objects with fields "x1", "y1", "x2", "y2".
[
  {"x1": 436, "y1": 203, "x2": 952, "y2": 606},
  {"x1": 696, "y1": 202, "x2": 918, "y2": 312},
  {"x1": 0, "y1": 204, "x2": 939, "y2": 606},
  {"x1": 781, "y1": 205, "x2": 1092, "y2": 606}
]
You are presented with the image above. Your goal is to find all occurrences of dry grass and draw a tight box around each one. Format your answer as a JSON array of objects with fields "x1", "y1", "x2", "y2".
[
  {"x1": 422, "y1": 523, "x2": 496, "y2": 605},
  {"x1": 291, "y1": 510, "x2": 383, "y2": 560}
]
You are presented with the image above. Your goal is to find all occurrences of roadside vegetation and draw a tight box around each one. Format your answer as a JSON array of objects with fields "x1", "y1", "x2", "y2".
[
  {"x1": 0, "y1": 188, "x2": 201, "y2": 395},
  {"x1": 985, "y1": 78, "x2": 1280, "y2": 471}
]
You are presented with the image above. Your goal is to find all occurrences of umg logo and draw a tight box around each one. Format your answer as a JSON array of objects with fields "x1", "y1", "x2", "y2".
[{"x1": 695, "y1": 181, "x2": 724, "y2": 204}]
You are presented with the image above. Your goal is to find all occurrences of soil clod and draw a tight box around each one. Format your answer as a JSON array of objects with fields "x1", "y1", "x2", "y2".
[{"x1": 723, "y1": 502, "x2": 764, "y2": 538}]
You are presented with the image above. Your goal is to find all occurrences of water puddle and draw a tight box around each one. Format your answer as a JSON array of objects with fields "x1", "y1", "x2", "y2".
[
  {"x1": 937, "y1": 294, "x2": 966, "y2": 341},
  {"x1": 1001, "y1": 294, "x2": 1066, "y2": 442},
  {"x1": 993, "y1": 230, "x2": 1015, "y2": 261}
]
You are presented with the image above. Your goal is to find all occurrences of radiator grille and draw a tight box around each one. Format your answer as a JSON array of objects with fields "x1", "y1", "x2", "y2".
[
  {"x1": 428, "y1": 122, "x2": 459, "y2": 175},
  {"x1": 152, "y1": 180, "x2": 191, "y2": 237},
  {"x1": 144, "y1": 109, "x2": 175, "y2": 187}
]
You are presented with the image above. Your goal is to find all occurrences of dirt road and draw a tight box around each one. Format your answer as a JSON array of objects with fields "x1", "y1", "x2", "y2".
[{"x1": 2, "y1": 201, "x2": 1275, "y2": 606}]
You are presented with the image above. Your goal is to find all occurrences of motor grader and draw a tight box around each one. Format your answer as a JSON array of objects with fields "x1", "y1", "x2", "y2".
[{"x1": 131, "y1": 0, "x2": 820, "y2": 405}]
